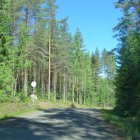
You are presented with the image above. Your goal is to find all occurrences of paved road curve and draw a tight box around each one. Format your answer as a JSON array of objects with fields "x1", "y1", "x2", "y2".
[{"x1": 0, "y1": 108, "x2": 124, "y2": 140}]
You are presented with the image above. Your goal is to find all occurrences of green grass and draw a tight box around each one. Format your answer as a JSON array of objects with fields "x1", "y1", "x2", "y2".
[
  {"x1": 37, "y1": 100, "x2": 88, "y2": 109},
  {"x1": 0, "y1": 102, "x2": 39, "y2": 119},
  {"x1": 102, "y1": 109, "x2": 140, "y2": 140},
  {"x1": 0, "y1": 100, "x2": 88, "y2": 120}
]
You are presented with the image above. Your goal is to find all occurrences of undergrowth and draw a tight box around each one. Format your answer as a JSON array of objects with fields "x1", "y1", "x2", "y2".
[
  {"x1": 0, "y1": 100, "x2": 88, "y2": 120},
  {"x1": 102, "y1": 109, "x2": 140, "y2": 140}
]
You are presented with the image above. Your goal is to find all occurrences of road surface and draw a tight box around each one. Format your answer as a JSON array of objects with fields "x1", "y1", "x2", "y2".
[{"x1": 0, "y1": 108, "x2": 124, "y2": 140}]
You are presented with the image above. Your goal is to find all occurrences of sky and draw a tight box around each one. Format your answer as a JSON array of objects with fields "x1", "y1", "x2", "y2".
[{"x1": 56, "y1": 0, "x2": 122, "y2": 53}]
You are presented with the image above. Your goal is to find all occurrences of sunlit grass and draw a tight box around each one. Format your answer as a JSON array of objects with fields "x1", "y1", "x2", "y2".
[
  {"x1": 0, "y1": 102, "x2": 39, "y2": 119},
  {"x1": 0, "y1": 100, "x2": 88, "y2": 120}
]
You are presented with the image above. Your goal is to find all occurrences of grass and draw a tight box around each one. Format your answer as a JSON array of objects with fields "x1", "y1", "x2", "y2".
[
  {"x1": 102, "y1": 109, "x2": 140, "y2": 140},
  {"x1": 0, "y1": 100, "x2": 87, "y2": 120},
  {"x1": 0, "y1": 102, "x2": 39, "y2": 119},
  {"x1": 37, "y1": 100, "x2": 88, "y2": 109}
]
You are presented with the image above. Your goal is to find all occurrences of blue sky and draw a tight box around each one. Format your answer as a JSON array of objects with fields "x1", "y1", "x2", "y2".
[{"x1": 56, "y1": 0, "x2": 122, "y2": 53}]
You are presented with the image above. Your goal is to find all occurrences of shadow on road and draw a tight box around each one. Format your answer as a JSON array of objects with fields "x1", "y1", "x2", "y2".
[{"x1": 0, "y1": 108, "x2": 124, "y2": 140}]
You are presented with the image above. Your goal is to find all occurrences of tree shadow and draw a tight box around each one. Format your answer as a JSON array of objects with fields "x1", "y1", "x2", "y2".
[{"x1": 0, "y1": 108, "x2": 124, "y2": 140}]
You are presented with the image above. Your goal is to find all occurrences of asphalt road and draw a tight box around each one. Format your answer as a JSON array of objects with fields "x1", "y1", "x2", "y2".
[{"x1": 0, "y1": 108, "x2": 124, "y2": 140}]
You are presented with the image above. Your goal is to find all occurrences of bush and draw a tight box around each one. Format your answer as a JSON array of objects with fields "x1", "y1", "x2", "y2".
[
  {"x1": 16, "y1": 92, "x2": 30, "y2": 103},
  {"x1": 0, "y1": 93, "x2": 13, "y2": 102}
]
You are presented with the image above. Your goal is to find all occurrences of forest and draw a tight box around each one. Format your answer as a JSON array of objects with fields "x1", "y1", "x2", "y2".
[
  {"x1": 0, "y1": 0, "x2": 140, "y2": 119},
  {"x1": 0, "y1": 0, "x2": 116, "y2": 107}
]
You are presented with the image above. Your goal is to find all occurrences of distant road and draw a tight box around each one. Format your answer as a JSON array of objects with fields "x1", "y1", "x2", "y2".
[{"x1": 0, "y1": 108, "x2": 124, "y2": 140}]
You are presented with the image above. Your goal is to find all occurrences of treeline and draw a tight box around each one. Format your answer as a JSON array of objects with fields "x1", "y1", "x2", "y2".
[
  {"x1": 114, "y1": 0, "x2": 140, "y2": 117},
  {"x1": 0, "y1": 0, "x2": 116, "y2": 106}
]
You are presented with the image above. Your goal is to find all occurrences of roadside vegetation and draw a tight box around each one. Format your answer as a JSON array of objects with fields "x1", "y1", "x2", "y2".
[
  {"x1": 0, "y1": 102, "x2": 38, "y2": 119},
  {"x1": 102, "y1": 1, "x2": 140, "y2": 140},
  {"x1": 0, "y1": 100, "x2": 87, "y2": 120},
  {"x1": 102, "y1": 109, "x2": 140, "y2": 140}
]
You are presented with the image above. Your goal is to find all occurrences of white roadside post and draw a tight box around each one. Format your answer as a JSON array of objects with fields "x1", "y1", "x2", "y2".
[
  {"x1": 31, "y1": 81, "x2": 36, "y2": 94},
  {"x1": 30, "y1": 81, "x2": 37, "y2": 102}
]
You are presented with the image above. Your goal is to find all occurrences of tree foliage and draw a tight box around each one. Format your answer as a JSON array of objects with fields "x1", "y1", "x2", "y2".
[
  {"x1": 0, "y1": 0, "x2": 116, "y2": 107},
  {"x1": 114, "y1": 0, "x2": 140, "y2": 117}
]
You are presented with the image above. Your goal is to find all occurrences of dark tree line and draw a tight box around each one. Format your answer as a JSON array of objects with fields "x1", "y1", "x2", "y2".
[{"x1": 114, "y1": 0, "x2": 140, "y2": 117}]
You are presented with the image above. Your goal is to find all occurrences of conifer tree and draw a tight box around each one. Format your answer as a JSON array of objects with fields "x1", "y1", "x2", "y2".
[{"x1": 114, "y1": 0, "x2": 140, "y2": 116}]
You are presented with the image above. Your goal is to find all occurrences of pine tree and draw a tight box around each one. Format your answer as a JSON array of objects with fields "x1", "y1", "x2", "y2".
[
  {"x1": 114, "y1": 0, "x2": 140, "y2": 116},
  {"x1": 72, "y1": 29, "x2": 85, "y2": 103},
  {"x1": 0, "y1": 0, "x2": 16, "y2": 100},
  {"x1": 91, "y1": 48, "x2": 101, "y2": 105}
]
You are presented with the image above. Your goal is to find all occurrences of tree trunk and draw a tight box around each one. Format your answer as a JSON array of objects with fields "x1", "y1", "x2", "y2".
[
  {"x1": 48, "y1": 33, "x2": 51, "y2": 100},
  {"x1": 26, "y1": 0, "x2": 29, "y2": 29},
  {"x1": 14, "y1": 72, "x2": 18, "y2": 96},
  {"x1": 65, "y1": 77, "x2": 67, "y2": 101},
  {"x1": 83, "y1": 89, "x2": 86, "y2": 105},
  {"x1": 72, "y1": 77, "x2": 75, "y2": 103},
  {"x1": 41, "y1": 66, "x2": 45, "y2": 98},
  {"x1": 24, "y1": 0, "x2": 29, "y2": 97},
  {"x1": 24, "y1": 65, "x2": 28, "y2": 96},
  {"x1": 79, "y1": 94, "x2": 82, "y2": 104},
  {"x1": 76, "y1": 79, "x2": 79, "y2": 103},
  {"x1": 63, "y1": 70, "x2": 66, "y2": 102},
  {"x1": 59, "y1": 77, "x2": 62, "y2": 100},
  {"x1": 53, "y1": 66, "x2": 57, "y2": 100}
]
